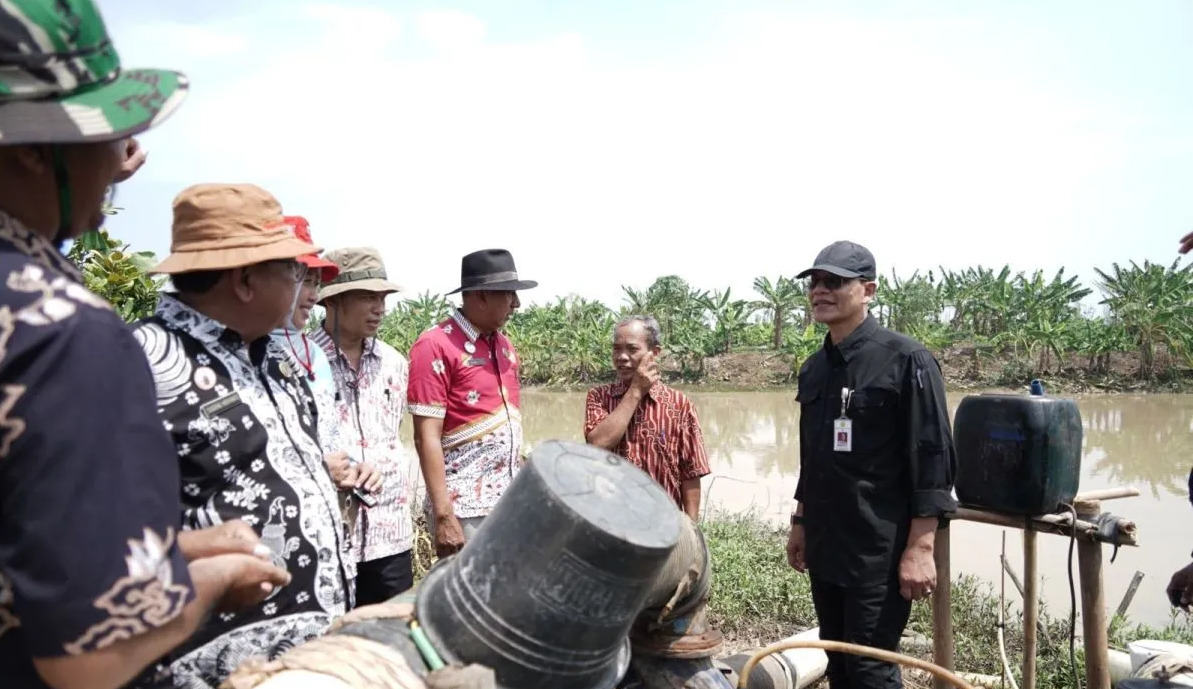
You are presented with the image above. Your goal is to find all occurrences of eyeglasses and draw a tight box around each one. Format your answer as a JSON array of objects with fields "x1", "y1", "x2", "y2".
[{"x1": 260, "y1": 260, "x2": 309, "y2": 284}]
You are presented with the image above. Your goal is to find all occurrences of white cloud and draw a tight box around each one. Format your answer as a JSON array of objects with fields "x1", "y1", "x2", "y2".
[
  {"x1": 120, "y1": 21, "x2": 249, "y2": 59},
  {"x1": 120, "y1": 4, "x2": 1171, "y2": 307},
  {"x1": 416, "y1": 10, "x2": 487, "y2": 54},
  {"x1": 301, "y1": 2, "x2": 402, "y2": 48}
]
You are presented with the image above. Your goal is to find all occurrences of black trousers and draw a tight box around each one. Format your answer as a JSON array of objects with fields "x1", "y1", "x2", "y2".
[
  {"x1": 810, "y1": 574, "x2": 913, "y2": 689},
  {"x1": 355, "y1": 550, "x2": 414, "y2": 607}
]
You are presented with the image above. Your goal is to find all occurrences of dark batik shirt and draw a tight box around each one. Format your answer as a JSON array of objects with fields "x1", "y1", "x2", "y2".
[
  {"x1": 0, "y1": 211, "x2": 193, "y2": 689},
  {"x1": 132, "y1": 294, "x2": 350, "y2": 689},
  {"x1": 794, "y1": 315, "x2": 958, "y2": 587}
]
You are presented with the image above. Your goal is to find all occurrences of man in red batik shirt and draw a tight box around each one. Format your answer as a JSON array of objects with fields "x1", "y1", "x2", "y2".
[
  {"x1": 407, "y1": 249, "x2": 537, "y2": 558},
  {"x1": 584, "y1": 315, "x2": 711, "y2": 520}
]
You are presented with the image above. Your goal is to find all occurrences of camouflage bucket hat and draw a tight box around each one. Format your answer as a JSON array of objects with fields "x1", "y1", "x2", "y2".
[{"x1": 0, "y1": 0, "x2": 189, "y2": 145}]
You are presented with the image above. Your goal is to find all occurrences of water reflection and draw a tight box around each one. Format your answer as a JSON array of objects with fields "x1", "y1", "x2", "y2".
[
  {"x1": 1079, "y1": 396, "x2": 1193, "y2": 500},
  {"x1": 511, "y1": 388, "x2": 1193, "y2": 626},
  {"x1": 516, "y1": 390, "x2": 1193, "y2": 516}
]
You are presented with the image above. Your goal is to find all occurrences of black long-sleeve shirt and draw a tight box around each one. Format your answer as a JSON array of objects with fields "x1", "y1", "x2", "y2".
[{"x1": 794, "y1": 315, "x2": 958, "y2": 587}]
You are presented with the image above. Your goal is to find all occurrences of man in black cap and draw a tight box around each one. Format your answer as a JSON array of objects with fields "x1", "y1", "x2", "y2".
[
  {"x1": 785, "y1": 240, "x2": 957, "y2": 689},
  {"x1": 407, "y1": 249, "x2": 537, "y2": 558}
]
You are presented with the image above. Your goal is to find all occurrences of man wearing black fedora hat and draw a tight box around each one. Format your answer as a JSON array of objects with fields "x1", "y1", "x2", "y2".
[{"x1": 408, "y1": 249, "x2": 537, "y2": 558}]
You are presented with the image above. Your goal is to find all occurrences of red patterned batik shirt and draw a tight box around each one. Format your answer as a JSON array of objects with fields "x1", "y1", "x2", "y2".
[
  {"x1": 584, "y1": 382, "x2": 712, "y2": 507},
  {"x1": 406, "y1": 309, "x2": 523, "y2": 519}
]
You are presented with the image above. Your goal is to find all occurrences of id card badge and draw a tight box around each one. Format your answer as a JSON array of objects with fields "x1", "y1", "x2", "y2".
[
  {"x1": 833, "y1": 418, "x2": 853, "y2": 452},
  {"x1": 833, "y1": 386, "x2": 854, "y2": 452}
]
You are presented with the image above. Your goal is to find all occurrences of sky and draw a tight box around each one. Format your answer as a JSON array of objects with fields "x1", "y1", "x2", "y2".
[{"x1": 96, "y1": 0, "x2": 1193, "y2": 309}]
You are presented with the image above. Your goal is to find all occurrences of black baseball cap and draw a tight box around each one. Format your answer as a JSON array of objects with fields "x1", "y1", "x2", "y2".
[{"x1": 796, "y1": 240, "x2": 877, "y2": 280}]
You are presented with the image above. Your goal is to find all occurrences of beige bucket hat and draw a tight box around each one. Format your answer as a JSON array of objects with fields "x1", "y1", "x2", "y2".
[
  {"x1": 152, "y1": 183, "x2": 319, "y2": 274},
  {"x1": 317, "y1": 247, "x2": 403, "y2": 304}
]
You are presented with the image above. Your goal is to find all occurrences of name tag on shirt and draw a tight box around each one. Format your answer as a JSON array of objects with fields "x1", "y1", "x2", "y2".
[
  {"x1": 465, "y1": 357, "x2": 489, "y2": 367},
  {"x1": 200, "y1": 392, "x2": 243, "y2": 420},
  {"x1": 833, "y1": 418, "x2": 853, "y2": 452}
]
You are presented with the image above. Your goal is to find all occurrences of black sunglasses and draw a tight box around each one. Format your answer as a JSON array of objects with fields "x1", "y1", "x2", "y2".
[{"x1": 807, "y1": 274, "x2": 860, "y2": 291}]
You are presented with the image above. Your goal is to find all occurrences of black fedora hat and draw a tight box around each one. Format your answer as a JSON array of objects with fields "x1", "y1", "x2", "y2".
[{"x1": 447, "y1": 248, "x2": 538, "y2": 295}]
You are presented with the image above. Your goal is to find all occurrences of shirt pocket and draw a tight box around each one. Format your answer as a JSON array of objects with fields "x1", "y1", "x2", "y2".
[
  {"x1": 796, "y1": 379, "x2": 824, "y2": 429},
  {"x1": 848, "y1": 387, "x2": 900, "y2": 456}
]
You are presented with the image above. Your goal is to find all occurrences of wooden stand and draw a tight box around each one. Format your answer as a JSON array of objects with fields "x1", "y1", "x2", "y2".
[
  {"x1": 930, "y1": 489, "x2": 1139, "y2": 689},
  {"x1": 1076, "y1": 499, "x2": 1111, "y2": 689}
]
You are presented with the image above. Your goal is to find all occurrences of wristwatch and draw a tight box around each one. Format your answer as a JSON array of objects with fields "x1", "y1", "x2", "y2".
[{"x1": 790, "y1": 514, "x2": 804, "y2": 527}]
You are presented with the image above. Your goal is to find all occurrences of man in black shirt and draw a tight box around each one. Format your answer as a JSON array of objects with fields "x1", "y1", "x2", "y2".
[{"x1": 786, "y1": 240, "x2": 957, "y2": 689}]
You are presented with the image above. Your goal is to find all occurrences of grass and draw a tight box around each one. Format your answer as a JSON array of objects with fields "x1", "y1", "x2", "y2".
[{"x1": 407, "y1": 507, "x2": 1193, "y2": 689}]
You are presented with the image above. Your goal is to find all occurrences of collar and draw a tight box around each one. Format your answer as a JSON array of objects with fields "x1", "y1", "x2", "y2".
[
  {"x1": 156, "y1": 293, "x2": 270, "y2": 363},
  {"x1": 610, "y1": 380, "x2": 664, "y2": 400},
  {"x1": 0, "y1": 209, "x2": 82, "y2": 281},
  {"x1": 824, "y1": 314, "x2": 879, "y2": 363},
  {"x1": 311, "y1": 320, "x2": 380, "y2": 361},
  {"x1": 449, "y1": 308, "x2": 483, "y2": 344}
]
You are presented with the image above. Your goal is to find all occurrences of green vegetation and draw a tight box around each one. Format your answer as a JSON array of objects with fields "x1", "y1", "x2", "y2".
[
  {"x1": 73, "y1": 228, "x2": 1193, "y2": 391},
  {"x1": 65, "y1": 229, "x2": 165, "y2": 323},
  {"x1": 379, "y1": 264, "x2": 1193, "y2": 391}
]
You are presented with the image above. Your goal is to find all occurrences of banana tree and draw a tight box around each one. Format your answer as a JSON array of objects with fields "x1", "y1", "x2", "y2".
[
  {"x1": 1095, "y1": 259, "x2": 1193, "y2": 378},
  {"x1": 698, "y1": 288, "x2": 756, "y2": 354},
  {"x1": 751, "y1": 275, "x2": 801, "y2": 349}
]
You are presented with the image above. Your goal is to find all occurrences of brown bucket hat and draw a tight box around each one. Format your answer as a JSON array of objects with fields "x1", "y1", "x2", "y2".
[
  {"x1": 152, "y1": 183, "x2": 320, "y2": 274},
  {"x1": 317, "y1": 247, "x2": 403, "y2": 304}
]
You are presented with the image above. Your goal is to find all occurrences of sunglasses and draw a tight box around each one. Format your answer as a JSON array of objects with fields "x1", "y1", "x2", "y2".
[{"x1": 807, "y1": 274, "x2": 860, "y2": 291}]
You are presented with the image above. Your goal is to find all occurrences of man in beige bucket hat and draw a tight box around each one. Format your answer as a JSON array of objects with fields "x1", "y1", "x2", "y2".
[
  {"x1": 310, "y1": 247, "x2": 415, "y2": 605},
  {"x1": 130, "y1": 183, "x2": 354, "y2": 688}
]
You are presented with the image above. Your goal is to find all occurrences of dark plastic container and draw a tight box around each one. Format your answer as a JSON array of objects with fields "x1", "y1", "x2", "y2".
[
  {"x1": 416, "y1": 439, "x2": 682, "y2": 689},
  {"x1": 954, "y1": 391, "x2": 1083, "y2": 515}
]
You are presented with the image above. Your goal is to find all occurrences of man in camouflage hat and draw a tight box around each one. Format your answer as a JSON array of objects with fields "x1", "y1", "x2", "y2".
[{"x1": 0, "y1": 3, "x2": 290, "y2": 689}]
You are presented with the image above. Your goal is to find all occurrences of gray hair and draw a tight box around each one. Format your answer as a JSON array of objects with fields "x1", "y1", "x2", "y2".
[{"x1": 614, "y1": 315, "x2": 661, "y2": 348}]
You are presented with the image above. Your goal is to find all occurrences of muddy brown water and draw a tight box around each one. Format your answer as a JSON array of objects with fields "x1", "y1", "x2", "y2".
[{"x1": 399, "y1": 389, "x2": 1193, "y2": 627}]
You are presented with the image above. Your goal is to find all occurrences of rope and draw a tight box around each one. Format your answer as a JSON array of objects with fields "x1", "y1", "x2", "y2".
[
  {"x1": 735, "y1": 639, "x2": 976, "y2": 689},
  {"x1": 220, "y1": 634, "x2": 426, "y2": 689}
]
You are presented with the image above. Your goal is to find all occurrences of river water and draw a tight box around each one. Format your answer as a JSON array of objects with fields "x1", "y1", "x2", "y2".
[{"x1": 505, "y1": 389, "x2": 1193, "y2": 628}]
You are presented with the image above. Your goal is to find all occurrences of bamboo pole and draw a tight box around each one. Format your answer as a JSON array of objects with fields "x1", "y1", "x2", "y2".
[
  {"x1": 1022, "y1": 528, "x2": 1038, "y2": 689},
  {"x1": 1111, "y1": 571, "x2": 1145, "y2": 631},
  {"x1": 951, "y1": 507, "x2": 1137, "y2": 546},
  {"x1": 1075, "y1": 499, "x2": 1111, "y2": 689},
  {"x1": 1074, "y1": 487, "x2": 1139, "y2": 502},
  {"x1": 933, "y1": 525, "x2": 955, "y2": 689}
]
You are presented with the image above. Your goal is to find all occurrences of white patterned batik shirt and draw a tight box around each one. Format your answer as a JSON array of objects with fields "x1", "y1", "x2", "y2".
[
  {"x1": 133, "y1": 295, "x2": 351, "y2": 689},
  {"x1": 310, "y1": 325, "x2": 414, "y2": 563}
]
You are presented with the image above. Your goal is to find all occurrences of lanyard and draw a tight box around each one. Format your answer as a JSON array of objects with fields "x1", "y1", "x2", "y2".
[{"x1": 283, "y1": 329, "x2": 314, "y2": 381}]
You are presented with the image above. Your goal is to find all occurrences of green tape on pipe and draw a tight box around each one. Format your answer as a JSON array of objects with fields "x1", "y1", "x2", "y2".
[{"x1": 409, "y1": 620, "x2": 446, "y2": 671}]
